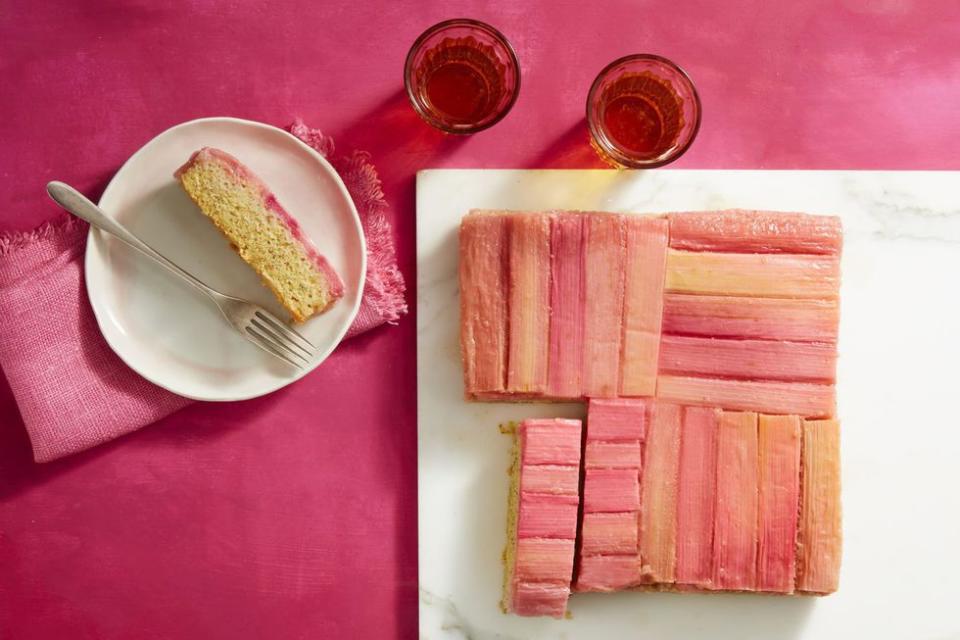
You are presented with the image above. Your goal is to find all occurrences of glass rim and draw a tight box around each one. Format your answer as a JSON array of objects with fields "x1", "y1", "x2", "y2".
[
  {"x1": 404, "y1": 18, "x2": 522, "y2": 135},
  {"x1": 586, "y1": 53, "x2": 702, "y2": 169}
]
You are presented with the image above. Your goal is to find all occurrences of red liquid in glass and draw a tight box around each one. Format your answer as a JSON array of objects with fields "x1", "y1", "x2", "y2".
[
  {"x1": 416, "y1": 38, "x2": 506, "y2": 126},
  {"x1": 426, "y1": 62, "x2": 490, "y2": 122},
  {"x1": 601, "y1": 72, "x2": 683, "y2": 156}
]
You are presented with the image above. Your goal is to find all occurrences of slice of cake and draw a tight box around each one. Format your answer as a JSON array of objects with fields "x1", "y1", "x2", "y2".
[
  {"x1": 503, "y1": 419, "x2": 582, "y2": 618},
  {"x1": 175, "y1": 147, "x2": 344, "y2": 322}
]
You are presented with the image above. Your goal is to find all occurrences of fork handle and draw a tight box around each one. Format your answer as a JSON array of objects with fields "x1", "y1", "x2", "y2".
[{"x1": 46, "y1": 181, "x2": 216, "y2": 299}]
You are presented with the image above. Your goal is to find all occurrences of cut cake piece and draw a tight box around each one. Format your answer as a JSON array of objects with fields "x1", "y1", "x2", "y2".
[
  {"x1": 503, "y1": 418, "x2": 582, "y2": 618},
  {"x1": 575, "y1": 555, "x2": 640, "y2": 592},
  {"x1": 667, "y1": 210, "x2": 842, "y2": 255},
  {"x1": 797, "y1": 418, "x2": 842, "y2": 594},
  {"x1": 459, "y1": 211, "x2": 509, "y2": 395},
  {"x1": 576, "y1": 398, "x2": 646, "y2": 592},
  {"x1": 175, "y1": 147, "x2": 343, "y2": 323},
  {"x1": 583, "y1": 468, "x2": 640, "y2": 513},
  {"x1": 580, "y1": 512, "x2": 639, "y2": 555},
  {"x1": 585, "y1": 441, "x2": 643, "y2": 469}
]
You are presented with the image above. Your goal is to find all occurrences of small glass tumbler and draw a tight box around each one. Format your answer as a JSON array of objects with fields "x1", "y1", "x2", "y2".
[
  {"x1": 404, "y1": 19, "x2": 521, "y2": 134},
  {"x1": 587, "y1": 54, "x2": 701, "y2": 168}
]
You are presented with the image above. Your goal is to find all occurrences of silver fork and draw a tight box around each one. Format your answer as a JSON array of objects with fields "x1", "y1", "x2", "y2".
[{"x1": 46, "y1": 181, "x2": 316, "y2": 369}]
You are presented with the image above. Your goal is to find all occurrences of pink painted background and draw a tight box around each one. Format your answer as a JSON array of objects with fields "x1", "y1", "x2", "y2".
[{"x1": 1, "y1": 1, "x2": 958, "y2": 637}]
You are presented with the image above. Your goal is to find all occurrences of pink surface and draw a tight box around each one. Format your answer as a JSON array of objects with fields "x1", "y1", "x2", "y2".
[{"x1": 1, "y1": 1, "x2": 958, "y2": 637}]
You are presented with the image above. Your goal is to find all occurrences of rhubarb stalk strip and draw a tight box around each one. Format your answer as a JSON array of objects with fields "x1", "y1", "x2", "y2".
[
  {"x1": 661, "y1": 293, "x2": 840, "y2": 343},
  {"x1": 582, "y1": 468, "x2": 640, "y2": 513},
  {"x1": 620, "y1": 216, "x2": 669, "y2": 396},
  {"x1": 657, "y1": 375, "x2": 835, "y2": 418},
  {"x1": 659, "y1": 335, "x2": 837, "y2": 383},
  {"x1": 665, "y1": 250, "x2": 840, "y2": 299},
  {"x1": 712, "y1": 411, "x2": 759, "y2": 590},
  {"x1": 546, "y1": 213, "x2": 586, "y2": 398},
  {"x1": 586, "y1": 398, "x2": 648, "y2": 441},
  {"x1": 676, "y1": 406, "x2": 719, "y2": 587},
  {"x1": 580, "y1": 512, "x2": 639, "y2": 555},
  {"x1": 757, "y1": 414, "x2": 802, "y2": 593},
  {"x1": 582, "y1": 213, "x2": 626, "y2": 397},
  {"x1": 575, "y1": 555, "x2": 640, "y2": 592},
  {"x1": 639, "y1": 402, "x2": 682, "y2": 584},
  {"x1": 459, "y1": 212, "x2": 508, "y2": 395},
  {"x1": 667, "y1": 210, "x2": 843, "y2": 255},
  {"x1": 507, "y1": 213, "x2": 551, "y2": 393},
  {"x1": 797, "y1": 418, "x2": 842, "y2": 594}
]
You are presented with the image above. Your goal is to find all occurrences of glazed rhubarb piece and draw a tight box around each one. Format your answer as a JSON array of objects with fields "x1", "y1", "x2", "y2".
[
  {"x1": 585, "y1": 441, "x2": 643, "y2": 469},
  {"x1": 575, "y1": 554, "x2": 640, "y2": 592},
  {"x1": 656, "y1": 375, "x2": 836, "y2": 418},
  {"x1": 659, "y1": 335, "x2": 837, "y2": 383},
  {"x1": 546, "y1": 213, "x2": 586, "y2": 398},
  {"x1": 676, "y1": 406, "x2": 719, "y2": 588},
  {"x1": 176, "y1": 147, "x2": 343, "y2": 322},
  {"x1": 513, "y1": 537, "x2": 578, "y2": 583},
  {"x1": 757, "y1": 414, "x2": 802, "y2": 593},
  {"x1": 510, "y1": 582, "x2": 572, "y2": 617},
  {"x1": 459, "y1": 212, "x2": 509, "y2": 395},
  {"x1": 667, "y1": 210, "x2": 843, "y2": 255},
  {"x1": 712, "y1": 411, "x2": 759, "y2": 591},
  {"x1": 504, "y1": 418, "x2": 582, "y2": 618},
  {"x1": 521, "y1": 465, "x2": 582, "y2": 496},
  {"x1": 661, "y1": 294, "x2": 840, "y2": 343},
  {"x1": 517, "y1": 493, "x2": 580, "y2": 539},
  {"x1": 583, "y1": 469, "x2": 640, "y2": 513},
  {"x1": 665, "y1": 250, "x2": 840, "y2": 299},
  {"x1": 507, "y1": 213, "x2": 551, "y2": 394},
  {"x1": 639, "y1": 402, "x2": 682, "y2": 584},
  {"x1": 577, "y1": 398, "x2": 645, "y2": 592},
  {"x1": 586, "y1": 398, "x2": 648, "y2": 441},
  {"x1": 581, "y1": 512, "x2": 639, "y2": 555},
  {"x1": 582, "y1": 213, "x2": 626, "y2": 397},
  {"x1": 520, "y1": 419, "x2": 583, "y2": 465},
  {"x1": 620, "y1": 216, "x2": 669, "y2": 396},
  {"x1": 797, "y1": 418, "x2": 842, "y2": 594}
]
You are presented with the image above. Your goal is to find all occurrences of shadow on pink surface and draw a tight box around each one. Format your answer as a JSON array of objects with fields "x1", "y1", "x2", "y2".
[
  {"x1": 327, "y1": 89, "x2": 469, "y2": 194},
  {"x1": 528, "y1": 118, "x2": 609, "y2": 169}
]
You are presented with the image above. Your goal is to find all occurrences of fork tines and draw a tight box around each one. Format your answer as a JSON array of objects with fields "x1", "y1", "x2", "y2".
[{"x1": 245, "y1": 310, "x2": 317, "y2": 369}]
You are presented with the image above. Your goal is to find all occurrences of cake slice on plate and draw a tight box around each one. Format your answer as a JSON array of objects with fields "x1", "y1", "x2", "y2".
[{"x1": 175, "y1": 147, "x2": 344, "y2": 323}]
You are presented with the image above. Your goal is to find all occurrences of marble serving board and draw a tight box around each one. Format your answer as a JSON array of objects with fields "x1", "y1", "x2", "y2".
[{"x1": 416, "y1": 169, "x2": 960, "y2": 640}]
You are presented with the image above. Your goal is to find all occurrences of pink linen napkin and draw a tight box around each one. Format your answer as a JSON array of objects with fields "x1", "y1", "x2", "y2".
[{"x1": 0, "y1": 122, "x2": 406, "y2": 463}]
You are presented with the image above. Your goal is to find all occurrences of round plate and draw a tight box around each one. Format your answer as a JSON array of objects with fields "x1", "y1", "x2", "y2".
[{"x1": 85, "y1": 117, "x2": 366, "y2": 401}]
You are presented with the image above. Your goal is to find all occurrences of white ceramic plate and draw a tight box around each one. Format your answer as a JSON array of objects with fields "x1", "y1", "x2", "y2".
[{"x1": 85, "y1": 117, "x2": 366, "y2": 401}]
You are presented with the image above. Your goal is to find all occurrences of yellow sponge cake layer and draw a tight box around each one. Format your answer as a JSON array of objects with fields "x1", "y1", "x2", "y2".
[{"x1": 175, "y1": 147, "x2": 344, "y2": 322}]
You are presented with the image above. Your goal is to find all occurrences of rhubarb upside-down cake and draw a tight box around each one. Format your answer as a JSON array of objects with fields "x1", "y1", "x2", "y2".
[{"x1": 459, "y1": 209, "x2": 843, "y2": 617}]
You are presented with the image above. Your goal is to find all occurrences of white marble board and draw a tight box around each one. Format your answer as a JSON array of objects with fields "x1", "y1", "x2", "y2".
[{"x1": 417, "y1": 169, "x2": 960, "y2": 640}]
